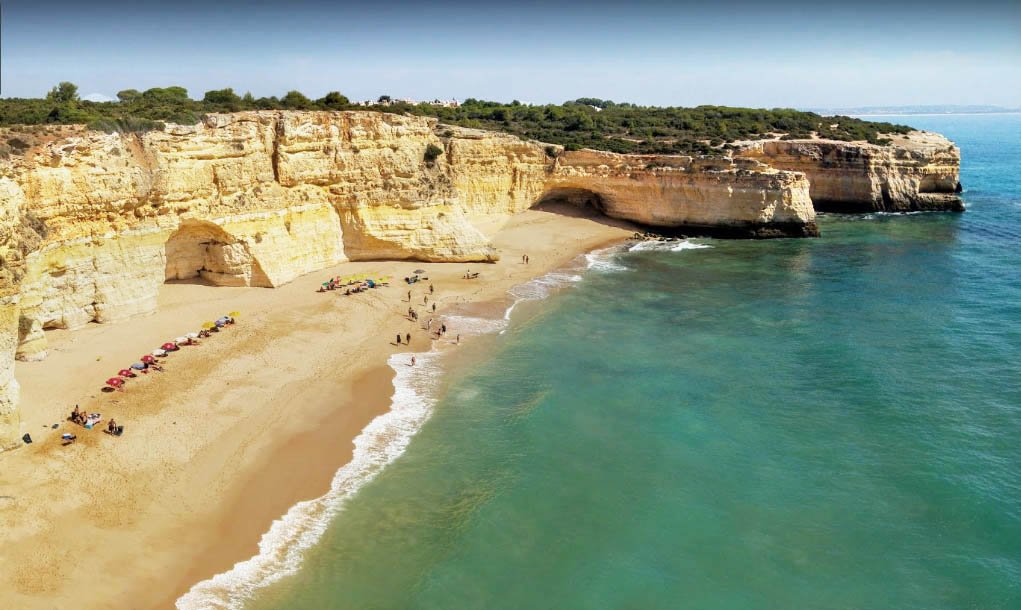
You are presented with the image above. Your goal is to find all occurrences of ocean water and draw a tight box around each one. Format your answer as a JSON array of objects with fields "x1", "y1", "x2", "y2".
[{"x1": 183, "y1": 115, "x2": 1021, "y2": 610}]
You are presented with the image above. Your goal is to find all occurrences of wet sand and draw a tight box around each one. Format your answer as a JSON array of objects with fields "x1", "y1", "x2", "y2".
[{"x1": 0, "y1": 206, "x2": 634, "y2": 610}]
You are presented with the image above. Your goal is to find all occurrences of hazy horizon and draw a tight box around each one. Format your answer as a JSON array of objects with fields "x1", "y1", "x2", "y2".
[{"x1": 2, "y1": 0, "x2": 1019, "y2": 108}]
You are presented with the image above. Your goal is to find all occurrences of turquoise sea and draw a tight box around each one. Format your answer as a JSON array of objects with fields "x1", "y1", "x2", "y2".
[{"x1": 181, "y1": 115, "x2": 1021, "y2": 610}]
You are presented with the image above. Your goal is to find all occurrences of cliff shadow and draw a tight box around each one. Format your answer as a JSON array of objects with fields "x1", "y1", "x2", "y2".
[
  {"x1": 531, "y1": 189, "x2": 640, "y2": 232},
  {"x1": 164, "y1": 220, "x2": 271, "y2": 287}
]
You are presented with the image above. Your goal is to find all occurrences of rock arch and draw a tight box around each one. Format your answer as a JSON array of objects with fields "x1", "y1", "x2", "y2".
[
  {"x1": 164, "y1": 220, "x2": 270, "y2": 287},
  {"x1": 533, "y1": 187, "x2": 610, "y2": 215}
]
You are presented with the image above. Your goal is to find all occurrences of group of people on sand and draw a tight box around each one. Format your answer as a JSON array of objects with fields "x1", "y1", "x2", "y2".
[
  {"x1": 67, "y1": 313, "x2": 238, "y2": 444},
  {"x1": 399, "y1": 278, "x2": 460, "y2": 366},
  {"x1": 69, "y1": 405, "x2": 91, "y2": 426},
  {"x1": 67, "y1": 406, "x2": 123, "y2": 437},
  {"x1": 319, "y1": 275, "x2": 387, "y2": 295}
]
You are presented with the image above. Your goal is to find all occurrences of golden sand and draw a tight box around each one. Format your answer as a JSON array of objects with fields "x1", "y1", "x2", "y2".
[{"x1": 0, "y1": 206, "x2": 634, "y2": 610}]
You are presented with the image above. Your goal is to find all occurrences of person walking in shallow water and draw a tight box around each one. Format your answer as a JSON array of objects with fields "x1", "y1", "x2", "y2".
[{"x1": 410, "y1": 356, "x2": 416, "y2": 367}]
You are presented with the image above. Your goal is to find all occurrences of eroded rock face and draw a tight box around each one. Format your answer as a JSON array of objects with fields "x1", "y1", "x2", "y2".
[
  {"x1": 549, "y1": 151, "x2": 817, "y2": 238},
  {"x1": 734, "y1": 132, "x2": 963, "y2": 213},
  {"x1": 0, "y1": 111, "x2": 958, "y2": 449}
]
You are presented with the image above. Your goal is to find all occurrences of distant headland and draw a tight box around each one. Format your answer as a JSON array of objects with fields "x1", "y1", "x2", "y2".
[{"x1": 809, "y1": 104, "x2": 1021, "y2": 116}]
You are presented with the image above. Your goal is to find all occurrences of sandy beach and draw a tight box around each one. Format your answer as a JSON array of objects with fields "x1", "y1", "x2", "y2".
[{"x1": 0, "y1": 205, "x2": 634, "y2": 610}]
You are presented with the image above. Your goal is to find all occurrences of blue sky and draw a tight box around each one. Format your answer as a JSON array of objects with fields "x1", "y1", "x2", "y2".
[{"x1": 2, "y1": 0, "x2": 1019, "y2": 107}]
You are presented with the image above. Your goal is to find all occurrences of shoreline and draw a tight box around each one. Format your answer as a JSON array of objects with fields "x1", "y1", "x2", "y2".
[{"x1": 0, "y1": 205, "x2": 635, "y2": 610}]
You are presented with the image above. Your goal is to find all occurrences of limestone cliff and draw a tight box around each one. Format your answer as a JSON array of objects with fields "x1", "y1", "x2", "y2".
[
  {"x1": 734, "y1": 131, "x2": 963, "y2": 213},
  {"x1": 548, "y1": 151, "x2": 816, "y2": 238},
  {"x1": 0, "y1": 110, "x2": 960, "y2": 449}
]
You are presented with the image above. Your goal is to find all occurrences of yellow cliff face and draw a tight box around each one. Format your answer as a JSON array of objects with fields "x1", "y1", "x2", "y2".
[
  {"x1": 548, "y1": 151, "x2": 817, "y2": 237},
  {"x1": 0, "y1": 110, "x2": 956, "y2": 449},
  {"x1": 734, "y1": 131, "x2": 963, "y2": 213}
]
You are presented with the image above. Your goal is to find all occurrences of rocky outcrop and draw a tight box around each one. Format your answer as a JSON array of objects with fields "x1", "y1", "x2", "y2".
[
  {"x1": 0, "y1": 110, "x2": 960, "y2": 449},
  {"x1": 734, "y1": 132, "x2": 963, "y2": 213},
  {"x1": 548, "y1": 151, "x2": 816, "y2": 238}
]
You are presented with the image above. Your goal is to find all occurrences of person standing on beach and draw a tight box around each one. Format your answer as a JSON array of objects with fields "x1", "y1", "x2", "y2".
[
  {"x1": 429, "y1": 284, "x2": 434, "y2": 295},
  {"x1": 432, "y1": 303, "x2": 436, "y2": 312},
  {"x1": 397, "y1": 334, "x2": 402, "y2": 345},
  {"x1": 407, "y1": 290, "x2": 412, "y2": 302},
  {"x1": 456, "y1": 334, "x2": 460, "y2": 344},
  {"x1": 406, "y1": 332, "x2": 411, "y2": 344},
  {"x1": 424, "y1": 295, "x2": 429, "y2": 305}
]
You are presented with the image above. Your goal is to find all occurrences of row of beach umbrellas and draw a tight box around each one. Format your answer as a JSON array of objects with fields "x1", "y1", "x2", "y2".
[
  {"x1": 323, "y1": 274, "x2": 390, "y2": 287},
  {"x1": 105, "y1": 312, "x2": 239, "y2": 390}
]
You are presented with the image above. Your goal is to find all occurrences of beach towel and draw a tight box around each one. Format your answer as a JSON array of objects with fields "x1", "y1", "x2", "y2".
[{"x1": 85, "y1": 413, "x2": 102, "y2": 429}]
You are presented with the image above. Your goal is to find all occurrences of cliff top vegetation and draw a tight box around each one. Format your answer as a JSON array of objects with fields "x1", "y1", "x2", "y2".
[{"x1": 0, "y1": 83, "x2": 913, "y2": 157}]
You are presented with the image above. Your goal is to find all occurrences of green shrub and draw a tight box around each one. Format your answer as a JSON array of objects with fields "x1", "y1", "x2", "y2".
[
  {"x1": 0, "y1": 82, "x2": 916, "y2": 158},
  {"x1": 424, "y1": 143, "x2": 444, "y2": 163},
  {"x1": 319, "y1": 91, "x2": 350, "y2": 109}
]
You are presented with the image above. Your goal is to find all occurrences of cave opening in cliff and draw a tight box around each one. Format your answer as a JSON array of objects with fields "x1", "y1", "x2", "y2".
[
  {"x1": 534, "y1": 187, "x2": 609, "y2": 216},
  {"x1": 164, "y1": 221, "x2": 269, "y2": 287},
  {"x1": 530, "y1": 187, "x2": 642, "y2": 232}
]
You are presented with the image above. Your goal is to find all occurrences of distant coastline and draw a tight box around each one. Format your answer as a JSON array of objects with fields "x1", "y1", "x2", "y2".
[{"x1": 810, "y1": 105, "x2": 1021, "y2": 116}]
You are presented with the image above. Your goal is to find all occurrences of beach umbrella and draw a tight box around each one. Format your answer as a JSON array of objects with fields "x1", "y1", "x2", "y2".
[
  {"x1": 141, "y1": 355, "x2": 156, "y2": 364},
  {"x1": 175, "y1": 336, "x2": 188, "y2": 344},
  {"x1": 161, "y1": 342, "x2": 177, "y2": 350},
  {"x1": 106, "y1": 377, "x2": 124, "y2": 388},
  {"x1": 186, "y1": 332, "x2": 199, "y2": 339},
  {"x1": 130, "y1": 362, "x2": 147, "y2": 370},
  {"x1": 228, "y1": 311, "x2": 240, "y2": 317},
  {"x1": 118, "y1": 368, "x2": 135, "y2": 377},
  {"x1": 413, "y1": 269, "x2": 425, "y2": 274},
  {"x1": 202, "y1": 322, "x2": 216, "y2": 330}
]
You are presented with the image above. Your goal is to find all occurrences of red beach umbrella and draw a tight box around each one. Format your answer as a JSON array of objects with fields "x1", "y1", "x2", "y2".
[
  {"x1": 141, "y1": 354, "x2": 156, "y2": 364},
  {"x1": 106, "y1": 377, "x2": 124, "y2": 388},
  {"x1": 162, "y1": 342, "x2": 177, "y2": 351},
  {"x1": 118, "y1": 369, "x2": 135, "y2": 378}
]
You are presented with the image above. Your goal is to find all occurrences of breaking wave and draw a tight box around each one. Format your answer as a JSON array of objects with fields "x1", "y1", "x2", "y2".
[
  {"x1": 177, "y1": 238, "x2": 710, "y2": 609},
  {"x1": 628, "y1": 239, "x2": 712, "y2": 252},
  {"x1": 176, "y1": 350, "x2": 442, "y2": 610}
]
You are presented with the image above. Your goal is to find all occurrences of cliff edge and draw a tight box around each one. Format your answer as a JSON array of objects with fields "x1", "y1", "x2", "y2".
[
  {"x1": 0, "y1": 110, "x2": 961, "y2": 449},
  {"x1": 734, "y1": 131, "x2": 963, "y2": 213}
]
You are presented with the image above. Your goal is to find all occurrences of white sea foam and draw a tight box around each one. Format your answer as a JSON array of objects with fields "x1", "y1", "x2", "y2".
[
  {"x1": 507, "y1": 271, "x2": 584, "y2": 303},
  {"x1": 442, "y1": 314, "x2": 508, "y2": 336},
  {"x1": 584, "y1": 248, "x2": 628, "y2": 272},
  {"x1": 176, "y1": 351, "x2": 442, "y2": 610},
  {"x1": 628, "y1": 239, "x2": 712, "y2": 252},
  {"x1": 671, "y1": 240, "x2": 711, "y2": 251},
  {"x1": 502, "y1": 270, "x2": 583, "y2": 329},
  {"x1": 177, "y1": 246, "x2": 626, "y2": 608}
]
